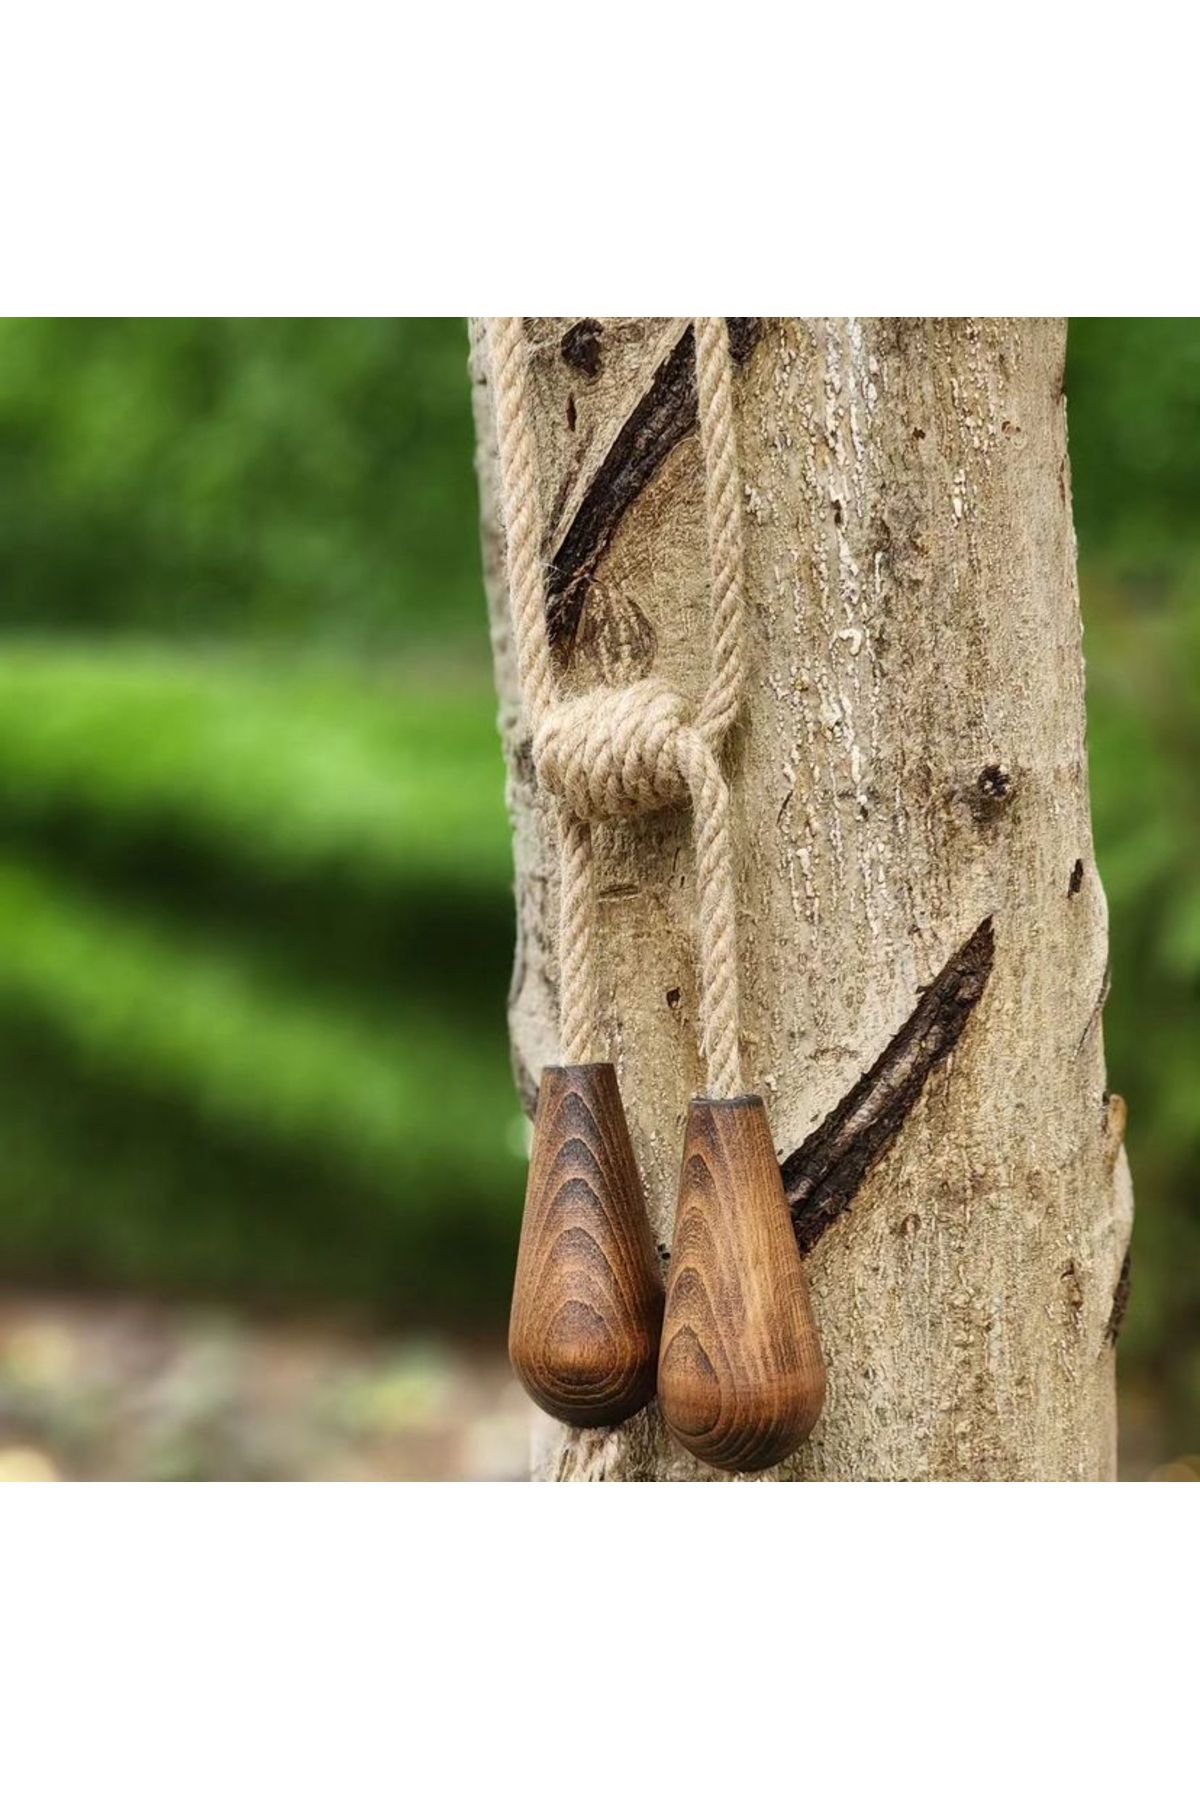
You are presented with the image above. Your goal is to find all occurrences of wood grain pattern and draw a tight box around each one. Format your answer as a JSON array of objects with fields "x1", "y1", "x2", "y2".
[
  {"x1": 509, "y1": 1063, "x2": 664, "y2": 1426},
  {"x1": 659, "y1": 1096, "x2": 826, "y2": 1472}
]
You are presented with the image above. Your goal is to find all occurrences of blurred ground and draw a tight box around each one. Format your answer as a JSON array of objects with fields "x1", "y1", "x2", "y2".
[
  {"x1": 0, "y1": 1293, "x2": 1193, "y2": 1482},
  {"x1": 0, "y1": 1294, "x2": 531, "y2": 1481}
]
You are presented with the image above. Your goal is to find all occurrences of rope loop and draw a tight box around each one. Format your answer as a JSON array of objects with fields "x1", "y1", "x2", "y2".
[{"x1": 487, "y1": 316, "x2": 749, "y2": 1097}]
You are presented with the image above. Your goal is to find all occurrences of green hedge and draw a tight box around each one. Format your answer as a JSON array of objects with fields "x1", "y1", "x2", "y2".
[
  {"x1": 0, "y1": 644, "x2": 523, "y2": 1314},
  {"x1": 0, "y1": 642, "x2": 511, "y2": 889},
  {"x1": 0, "y1": 318, "x2": 481, "y2": 650}
]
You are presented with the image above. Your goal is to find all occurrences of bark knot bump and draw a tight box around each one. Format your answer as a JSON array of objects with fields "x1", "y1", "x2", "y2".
[
  {"x1": 782, "y1": 917, "x2": 996, "y2": 1254},
  {"x1": 561, "y1": 320, "x2": 603, "y2": 380},
  {"x1": 969, "y1": 762, "x2": 1015, "y2": 823}
]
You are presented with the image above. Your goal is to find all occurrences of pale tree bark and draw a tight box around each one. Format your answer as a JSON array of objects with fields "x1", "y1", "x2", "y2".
[{"x1": 470, "y1": 317, "x2": 1133, "y2": 1482}]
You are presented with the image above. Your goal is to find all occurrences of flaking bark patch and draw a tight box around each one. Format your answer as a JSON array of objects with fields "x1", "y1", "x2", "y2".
[{"x1": 1105, "y1": 1248, "x2": 1132, "y2": 1346}]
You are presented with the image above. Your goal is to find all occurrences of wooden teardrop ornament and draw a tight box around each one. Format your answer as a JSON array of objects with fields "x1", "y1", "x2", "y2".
[
  {"x1": 659, "y1": 1095, "x2": 825, "y2": 1473},
  {"x1": 509, "y1": 1063, "x2": 664, "y2": 1427}
]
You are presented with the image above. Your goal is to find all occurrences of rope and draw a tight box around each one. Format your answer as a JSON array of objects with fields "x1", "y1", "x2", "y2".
[{"x1": 487, "y1": 317, "x2": 748, "y2": 1098}]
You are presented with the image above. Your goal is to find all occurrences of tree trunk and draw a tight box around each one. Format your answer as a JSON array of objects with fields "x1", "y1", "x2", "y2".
[{"x1": 470, "y1": 317, "x2": 1133, "y2": 1482}]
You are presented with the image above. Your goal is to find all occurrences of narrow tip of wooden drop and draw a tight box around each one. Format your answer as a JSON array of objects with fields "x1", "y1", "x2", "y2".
[
  {"x1": 693, "y1": 1093, "x2": 766, "y2": 1110},
  {"x1": 541, "y1": 1060, "x2": 614, "y2": 1079}
]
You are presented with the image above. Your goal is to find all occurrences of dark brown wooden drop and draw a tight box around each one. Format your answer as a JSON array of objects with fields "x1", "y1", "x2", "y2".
[
  {"x1": 509, "y1": 1063, "x2": 664, "y2": 1427},
  {"x1": 659, "y1": 1095, "x2": 826, "y2": 1473}
]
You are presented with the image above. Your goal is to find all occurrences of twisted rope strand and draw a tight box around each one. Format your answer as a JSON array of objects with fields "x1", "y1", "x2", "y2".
[
  {"x1": 489, "y1": 316, "x2": 597, "y2": 1060},
  {"x1": 557, "y1": 812, "x2": 595, "y2": 1065},
  {"x1": 486, "y1": 316, "x2": 748, "y2": 1096},
  {"x1": 489, "y1": 315, "x2": 556, "y2": 732},
  {"x1": 679, "y1": 733, "x2": 741, "y2": 1099},
  {"x1": 694, "y1": 316, "x2": 747, "y2": 747}
]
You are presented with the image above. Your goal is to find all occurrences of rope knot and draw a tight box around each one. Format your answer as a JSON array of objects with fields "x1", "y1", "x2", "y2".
[{"x1": 533, "y1": 676, "x2": 707, "y2": 823}]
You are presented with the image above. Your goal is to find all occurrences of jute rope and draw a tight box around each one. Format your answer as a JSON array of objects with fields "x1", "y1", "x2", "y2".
[{"x1": 487, "y1": 317, "x2": 748, "y2": 1099}]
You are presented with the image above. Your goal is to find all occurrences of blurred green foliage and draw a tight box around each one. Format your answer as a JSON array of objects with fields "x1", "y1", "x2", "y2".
[
  {"x1": 0, "y1": 319, "x2": 480, "y2": 651},
  {"x1": 0, "y1": 318, "x2": 1195, "y2": 1447},
  {"x1": 0, "y1": 319, "x2": 522, "y2": 1316},
  {"x1": 1069, "y1": 322, "x2": 1200, "y2": 1434}
]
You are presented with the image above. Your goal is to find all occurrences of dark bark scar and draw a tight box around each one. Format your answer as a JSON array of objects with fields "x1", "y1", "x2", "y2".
[
  {"x1": 546, "y1": 318, "x2": 762, "y2": 650},
  {"x1": 783, "y1": 916, "x2": 996, "y2": 1254}
]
